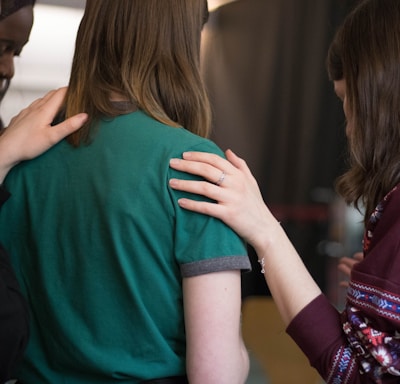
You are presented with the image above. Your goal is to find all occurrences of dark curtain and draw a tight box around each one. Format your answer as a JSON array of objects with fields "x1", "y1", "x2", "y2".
[{"x1": 201, "y1": 0, "x2": 357, "y2": 297}]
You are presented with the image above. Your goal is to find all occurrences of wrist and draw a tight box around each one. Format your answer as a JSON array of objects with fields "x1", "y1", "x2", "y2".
[
  {"x1": 252, "y1": 218, "x2": 286, "y2": 258},
  {"x1": 0, "y1": 164, "x2": 11, "y2": 185},
  {"x1": 252, "y1": 223, "x2": 288, "y2": 306},
  {"x1": 0, "y1": 168, "x2": 11, "y2": 184},
  {"x1": 0, "y1": 159, "x2": 16, "y2": 184},
  {"x1": 0, "y1": 143, "x2": 18, "y2": 183}
]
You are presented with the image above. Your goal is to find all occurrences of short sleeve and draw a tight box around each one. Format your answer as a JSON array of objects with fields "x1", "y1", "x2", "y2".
[{"x1": 167, "y1": 140, "x2": 251, "y2": 277}]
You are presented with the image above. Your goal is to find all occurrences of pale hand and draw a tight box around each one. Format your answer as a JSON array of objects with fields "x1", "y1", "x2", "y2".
[
  {"x1": 169, "y1": 149, "x2": 280, "y2": 252},
  {"x1": 0, "y1": 87, "x2": 88, "y2": 183}
]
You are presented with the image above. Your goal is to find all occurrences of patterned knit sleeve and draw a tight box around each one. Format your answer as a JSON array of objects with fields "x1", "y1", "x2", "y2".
[
  {"x1": 287, "y1": 294, "x2": 362, "y2": 383},
  {"x1": 287, "y1": 185, "x2": 400, "y2": 383}
]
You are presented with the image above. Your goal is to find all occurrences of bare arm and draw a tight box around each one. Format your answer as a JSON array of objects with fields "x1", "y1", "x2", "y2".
[
  {"x1": 183, "y1": 270, "x2": 249, "y2": 383},
  {"x1": 0, "y1": 87, "x2": 88, "y2": 183},
  {"x1": 170, "y1": 150, "x2": 321, "y2": 325}
]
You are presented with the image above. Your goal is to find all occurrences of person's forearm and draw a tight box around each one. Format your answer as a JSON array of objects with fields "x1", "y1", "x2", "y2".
[
  {"x1": 253, "y1": 220, "x2": 322, "y2": 326},
  {"x1": 0, "y1": 165, "x2": 12, "y2": 184},
  {"x1": 0, "y1": 140, "x2": 14, "y2": 183}
]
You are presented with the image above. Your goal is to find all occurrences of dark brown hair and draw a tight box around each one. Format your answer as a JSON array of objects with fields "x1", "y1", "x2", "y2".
[
  {"x1": 64, "y1": 0, "x2": 211, "y2": 145},
  {"x1": 327, "y1": 0, "x2": 400, "y2": 223},
  {"x1": 0, "y1": 0, "x2": 35, "y2": 21}
]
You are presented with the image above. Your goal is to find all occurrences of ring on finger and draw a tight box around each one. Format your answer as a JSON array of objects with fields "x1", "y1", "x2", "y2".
[{"x1": 215, "y1": 171, "x2": 226, "y2": 186}]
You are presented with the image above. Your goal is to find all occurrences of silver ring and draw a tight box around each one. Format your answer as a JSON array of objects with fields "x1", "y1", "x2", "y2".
[{"x1": 216, "y1": 171, "x2": 226, "y2": 186}]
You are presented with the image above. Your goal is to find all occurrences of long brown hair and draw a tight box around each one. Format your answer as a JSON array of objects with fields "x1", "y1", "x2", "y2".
[
  {"x1": 64, "y1": 0, "x2": 211, "y2": 145},
  {"x1": 327, "y1": 0, "x2": 400, "y2": 223}
]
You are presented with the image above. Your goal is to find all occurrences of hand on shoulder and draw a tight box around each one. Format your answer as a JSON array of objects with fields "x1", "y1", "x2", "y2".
[
  {"x1": 169, "y1": 149, "x2": 280, "y2": 251},
  {"x1": 0, "y1": 87, "x2": 88, "y2": 183}
]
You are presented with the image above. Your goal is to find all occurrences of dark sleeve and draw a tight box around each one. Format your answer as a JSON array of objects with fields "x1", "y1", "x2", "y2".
[
  {"x1": 0, "y1": 185, "x2": 29, "y2": 381},
  {"x1": 286, "y1": 295, "x2": 363, "y2": 383},
  {"x1": 0, "y1": 245, "x2": 29, "y2": 381},
  {"x1": 286, "y1": 186, "x2": 400, "y2": 384},
  {"x1": 0, "y1": 184, "x2": 11, "y2": 208}
]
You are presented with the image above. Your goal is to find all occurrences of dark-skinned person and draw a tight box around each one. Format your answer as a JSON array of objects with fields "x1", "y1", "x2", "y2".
[
  {"x1": 0, "y1": 0, "x2": 36, "y2": 129},
  {"x1": 0, "y1": 87, "x2": 87, "y2": 382}
]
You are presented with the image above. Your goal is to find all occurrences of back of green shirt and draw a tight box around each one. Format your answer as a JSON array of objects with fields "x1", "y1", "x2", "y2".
[{"x1": 0, "y1": 111, "x2": 249, "y2": 383}]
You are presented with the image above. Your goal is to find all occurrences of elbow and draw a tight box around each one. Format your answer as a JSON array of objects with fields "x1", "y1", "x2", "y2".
[{"x1": 187, "y1": 343, "x2": 250, "y2": 384}]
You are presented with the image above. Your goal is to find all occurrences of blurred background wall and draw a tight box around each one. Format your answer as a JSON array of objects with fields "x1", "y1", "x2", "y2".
[{"x1": 200, "y1": 0, "x2": 363, "y2": 301}]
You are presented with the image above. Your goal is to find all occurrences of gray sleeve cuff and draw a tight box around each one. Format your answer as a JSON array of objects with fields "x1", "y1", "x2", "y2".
[{"x1": 181, "y1": 255, "x2": 251, "y2": 277}]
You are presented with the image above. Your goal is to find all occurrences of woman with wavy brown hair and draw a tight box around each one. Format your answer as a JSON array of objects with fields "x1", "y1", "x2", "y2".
[
  {"x1": 0, "y1": 1, "x2": 250, "y2": 383},
  {"x1": 168, "y1": 0, "x2": 400, "y2": 382}
]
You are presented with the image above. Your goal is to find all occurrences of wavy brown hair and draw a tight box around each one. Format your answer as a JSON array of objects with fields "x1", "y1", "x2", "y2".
[
  {"x1": 64, "y1": 0, "x2": 211, "y2": 145},
  {"x1": 327, "y1": 0, "x2": 400, "y2": 223}
]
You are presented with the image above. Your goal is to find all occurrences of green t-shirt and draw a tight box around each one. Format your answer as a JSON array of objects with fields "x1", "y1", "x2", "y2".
[{"x1": 0, "y1": 111, "x2": 250, "y2": 383}]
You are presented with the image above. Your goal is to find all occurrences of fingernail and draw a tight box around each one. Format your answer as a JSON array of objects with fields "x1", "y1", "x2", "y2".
[
  {"x1": 178, "y1": 198, "x2": 188, "y2": 207},
  {"x1": 169, "y1": 179, "x2": 178, "y2": 187},
  {"x1": 169, "y1": 158, "x2": 180, "y2": 166},
  {"x1": 182, "y1": 152, "x2": 192, "y2": 159},
  {"x1": 78, "y1": 113, "x2": 89, "y2": 123}
]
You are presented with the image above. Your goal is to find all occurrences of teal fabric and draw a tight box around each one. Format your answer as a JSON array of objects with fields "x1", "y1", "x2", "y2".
[{"x1": 0, "y1": 111, "x2": 249, "y2": 383}]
